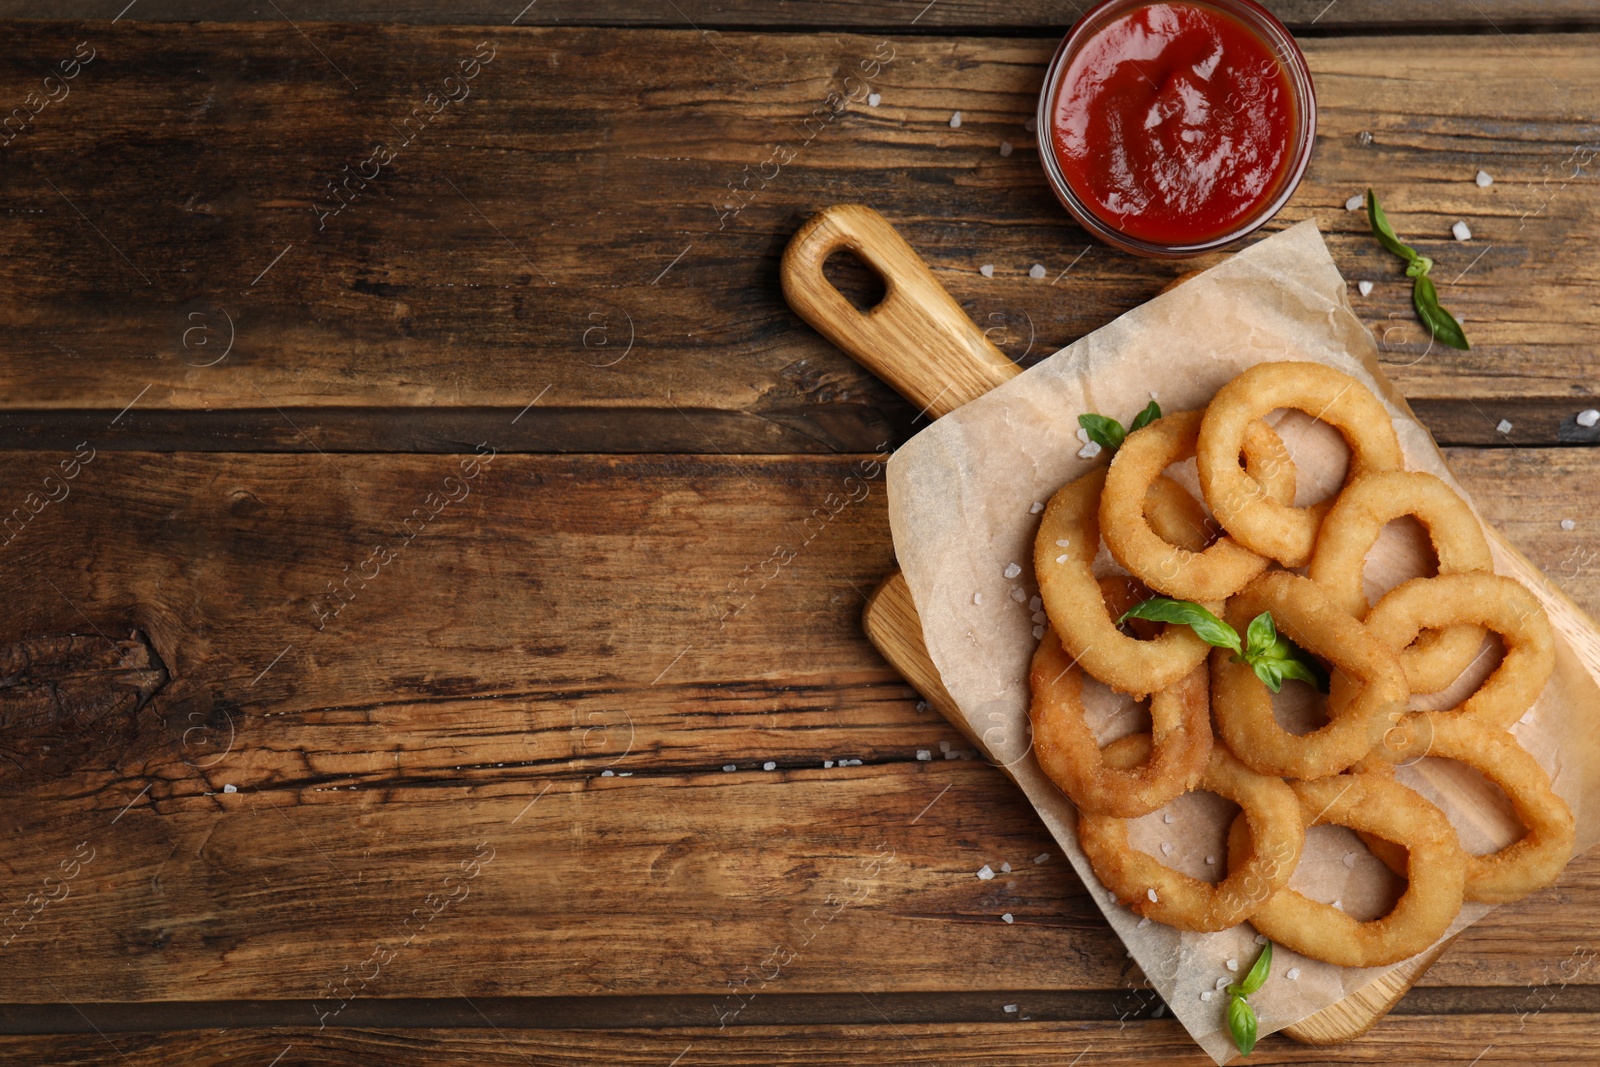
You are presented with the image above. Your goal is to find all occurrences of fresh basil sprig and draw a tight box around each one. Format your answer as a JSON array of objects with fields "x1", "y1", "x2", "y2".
[
  {"x1": 1119, "y1": 599, "x2": 1328, "y2": 695},
  {"x1": 1078, "y1": 400, "x2": 1161, "y2": 453},
  {"x1": 1226, "y1": 940, "x2": 1273, "y2": 1055},
  {"x1": 1365, "y1": 188, "x2": 1470, "y2": 351}
]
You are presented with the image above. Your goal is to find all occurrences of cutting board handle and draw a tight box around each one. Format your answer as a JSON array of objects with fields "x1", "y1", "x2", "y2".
[{"x1": 780, "y1": 204, "x2": 1020, "y2": 419}]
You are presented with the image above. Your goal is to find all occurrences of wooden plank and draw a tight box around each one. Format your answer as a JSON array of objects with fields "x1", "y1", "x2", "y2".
[
  {"x1": 0, "y1": 26, "x2": 1595, "y2": 450},
  {"x1": 0, "y1": 1013, "x2": 1598, "y2": 1065},
  {"x1": 1, "y1": 1, "x2": 1596, "y2": 32},
  {"x1": 0, "y1": 448, "x2": 1594, "y2": 1006}
]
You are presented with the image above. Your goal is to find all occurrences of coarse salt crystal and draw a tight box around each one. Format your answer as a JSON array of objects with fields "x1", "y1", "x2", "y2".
[
  {"x1": 725, "y1": 764, "x2": 738, "y2": 771},
  {"x1": 1032, "y1": 611, "x2": 1047, "y2": 624},
  {"x1": 949, "y1": 111, "x2": 962, "y2": 128},
  {"x1": 1358, "y1": 280, "x2": 1374, "y2": 297},
  {"x1": 1024, "y1": 116, "x2": 1038, "y2": 133},
  {"x1": 1004, "y1": 562, "x2": 1022, "y2": 579},
  {"x1": 1003, "y1": 1002, "x2": 1018, "y2": 1011},
  {"x1": 1345, "y1": 193, "x2": 1364, "y2": 211},
  {"x1": 1200, "y1": 990, "x2": 1213, "y2": 1002},
  {"x1": 1205, "y1": 856, "x2": 1215, "y2": 865},
  {"x1": 1577, "y1": 408, "x2": 1599, "y2": 428},
  {"x1": 1497, "y1": 419, "x2": 1513, "y2": 435},
  {"x1": 763, "y1": 761, "x2": 776, "y2": 771},
  {"x1": 1029, "y1": 264, "x2": 1047, "y2": 280},
  {"x1": 1056, "y1": 539, "x2": 1071, "y2": 548},
  {"x1": 980, "y1": 264, "x2": 995, "y2": 278},
  {"x1": 1000, "y1": 141, "x2": 1014, "y2": 157},
  {"x1": 945, "y1": 750, "x2": 960, "y2": 760},
  {"x1": 1029, "y1": 596, "x2": 1043, "y2": 611},
  {"x1": 1453, "y1": 220, "x2": 1473, "y2": 241},
  {"x1": 1343, "y1": 851, "x2": 1358, "y2": 868},
  {"x1": 1216, "y1": 977, "x2": 1231, "y2": 990},
  {"x1": 1002, "y1": 913, "x2": 1014, "y2": 924},
  {"x1": 1562, "y1": 519, "x2": 1577, "y2": 531},
  {"x1": 1077, "y1": 441, "x2": 1103, "y2": 460},
  {"x1": 917, "y1": 749, "x2": 932, "y2": 760},
  {"x1": 845, "y1": 758, "x2": 863, "y2": 766},
  {"x1": 1147, "y1": 888, "x2": 1158, "y2": 902},
  {"x1": 1163, "y1": 813, "x2": 1174, "y2": 824},
  {"x1": 1055, "y1": 554, "x2": 1069, "y2": 564},
  {"x1": 223, "y1": 784, "x2": 237, "y2": 794},
  {"x1": 1032, "y1": 624, "x2": 1045, "y2": 639},
  {"x1": 977, "y1": 865, "x2": 995, "y2": 880},
  {"x1": 1034, "y1": 853, "x2": 1050, "y2": 864},
  {"x1": 1332, "y1": 898, "x2": 1344, "y2": 910},
  {"x1": 1255, "y1": 934, "x2": 1269, "y2": 945},
  {"x1": 973, "y1": 592, "x2": 984, "y2": 605},
  {"x1": 601, "y1": 770, "x2": 614, "y2": 777},
  {"x1": 1476, "y1": 169, "x2": 1493, "y2": 187},
  {"x1": 1160, "y1": 842, "x2": 1173, "y2": 855},
  {"x1": 821, "y1": 761, "x2": 832, "y2": 769},
  {"x1": 1001, "y1": 862, "x2": 1012, "y2": 873},
  {"x1": 1226, "y1": 958, "x2": 1238, "y2": 972},
  {"x1": 1286, "y1": 967, "x2": 1301, "y2": 981},
  {"x1": 1029, "y1": 500, "x2": 1043, "y2": 513},
  {"x1": 940, "y1": 741, "x2": 951, "y2": 752},
  {"x1": 868, "y1": 92, "x2": 881, "y2": 107},
  {"x1": 1010, "y1": 588, "x2": 1027, "y2": 603}
]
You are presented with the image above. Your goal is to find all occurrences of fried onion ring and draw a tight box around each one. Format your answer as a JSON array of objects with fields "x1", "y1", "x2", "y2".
[
  {"x1": 1211, "y1": 572, "x2": 1407, "y2": 779},
  {"x1": 1364, "y1": 573, "x2": 1555, "y2": 724},
  {"x1": 1197, "y1": 361, "x2": 1404, "y2": 567},
  {"x1": 1103, "y1": 410, "x2": 1298, "y2": 602},
  {"x1": 1029, "y1": 629, "x2": 1212, "y2": 818},
  {"x1": 1229, "y1": 773, "x2": 1465, "y2": 967},
  {"x1": 1036, "y1": 468, "x2": 1210, "y2": 696},
  {"x1": 1308, "y1": 470, "x2": 1493, "y2": 692},
  {"x1": 1079, "y1": 733, "x2": 1304, "y2": 932},
  {"x1": 1355, "y1": 713, "x2": 1575, "y2": 904}
]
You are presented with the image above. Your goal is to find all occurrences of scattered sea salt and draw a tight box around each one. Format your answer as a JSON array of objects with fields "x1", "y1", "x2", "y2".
[
  {"x1": 1024, "y1": 116, "x2": 1037, "y2": 133},
  {"x1": 1055, "y1": 554, "x2": 1069, "y2": 564},
  {"x1": 725, "y1": 764, "x2": 738, "y2": 771},
  {"x1": 1201, "y1": 990, "x2": 1213, "y2": 1002},
  {"x1": 1029, "y1": 500, "x2": 1043, "y2": 513},
  {"x1": 1577, "y1": 408, "x2": 1599, "y2": 428},
  {"x1": 949, "y1": 111, "x2": 962, "y2": 128},
  {"x1": 1255, "y1": 934, "x2": 1269, "y2": 945},
  {"x1": 1163, "y1": 813, "x2": 1174, "y2": 824},
  {"x1": 977, "y1": 865, "x2": 995, "y2": 880},
  {"x1": 1332, "y1": 899, "x2": 1344, "y2": 910},
  {"x1": 1286, "y1": 967, "x2": 1301, "y2": 981},
  {"x1": 821, "y1": 761, "x2": 832, "y2": 769},
  {"x1": 1003, "y1": 1002, "x2": 1018, "y2": 1012},
  {"x1": 1496, "y1": 419, "x2": 1513, "y2": 435},
  {"x1": 1345, "y1": 193, "x2": 1364, "y2": 211},
  {"x1": 1476, "y1": 169, "x2": 1493, "y2": 187},
  {"x1": 223, "y1": 784, "x2": 237, "y2": 794},
  {"x1": 1226, "y1": 958, "x2": 1239, "y2": 972},
  {"x1": 1147, "y1": 888, "x2": 1159, "y2": 903},
  {"x1": 1032, "y1": 611, "x2": 1047, "y2": 624},
  {"x1": 868, "y1": 92, "x2": 881, "y2": 107},
  {"x1": 1004, "y1": 562, "x2": 1022, "y2": 579},
  {"x1": 1029, "y1": 596, "x2": 1043, "y2": 612},
  {"x1": 601, "y1": 770, "x2": 614, "y2": 777},
  {"x1": 945, "y1": 750, "x2": 961, "y2": 760},
  {"x1": 763, "y1": 761, "x2": 776, "y2": 771},
  {"x1": 1358, "y1": 130, "x2": 1373, "y2": 144},
  {"x1": 980, "y1": 264, "x2": 995, "y2": 278},
  {"x1": 973, "y1": 592, "x2": 984, "y2": 605},
  {"x1": 1216, "y1": 977, "x2": 1231, "y2": 990},
  {"x1": 1029, "y1": 263, "x2": 1046, "y2": 280},
  {"x1": 1002, "y1": 913, "x2": 1014, "y2": 924},
  {"x1": 1160, "y1": 842, "x2": 1173, "y2": 856},
  {"x1": 1562, "y1": 519, "x2": 1577, "y2": 531},
  {"x1": 1000, "y1": 141, "x2": 1014, "y2": 157},
  {"x1": 917, "y1": 749, "x2": 931, "y2": 761},
  {"x1": 1343, "y1": 851, "x2": 1358, "y2": 869},
  {"x1": 1032, "y1": 625, "x2": 1045, "y2": 639},
  {"x1": 1205, "y1": 856, "x2": 1216, "y2": 865},
  {"x1": 1453, "y1": 220, "x2": 1473, "y2": 241},
  {"x1": 1033, "y1": 853, "x2": 1050, "y2": 864},
  {"x1": 1010, "y1": 588, "x2": 1027, "y2": 603},
  {"x1": 1001, "y1": 862, "x2": 1012, "y2": 873},
  {"x1": 1358, "y1": 280, "x2": 1374, "y2": 297},
  {"x1": 844, "y1": 759, "x2": 862, "y2": 766},
  {"x1": 940, "y1": 741, "x2": 951, "y2": 752},
  {"x1": 1056, "y1": 539, "x2": 1071, "y2": 547},
  {"x1": 1077, "y1": 441, "x2": 1103, "y2": 460}
]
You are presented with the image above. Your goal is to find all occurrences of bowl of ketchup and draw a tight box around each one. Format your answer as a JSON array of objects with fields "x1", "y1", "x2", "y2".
[{"x1": 1038, "y1": 0, "x2": 1316, "y2": 257}]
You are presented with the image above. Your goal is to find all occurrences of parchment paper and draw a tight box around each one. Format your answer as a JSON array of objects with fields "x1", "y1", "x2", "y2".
[{"x1": 885, "y1": 220, "x2": 1600, "y2": 1064}]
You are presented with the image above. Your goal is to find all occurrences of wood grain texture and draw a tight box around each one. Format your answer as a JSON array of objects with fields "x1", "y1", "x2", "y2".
[
  {"x1": 0, "y1": 26, "x2": 1594, "y2": 450},
  {"x1": 2, "y1": 0, "x2": 1598, "y2": 31},
  {"x1": 0, "y1": 1012, "x2": 1595, "y2": 1065},
  {"x1": 0, "y1": 448, "x2": 1592, "y2": 1006}
]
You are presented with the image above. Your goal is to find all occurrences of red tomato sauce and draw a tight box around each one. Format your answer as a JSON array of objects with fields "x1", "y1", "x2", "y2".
[{"x1": 1048, "y1": 2, "x2": 1297, "y2": 247}]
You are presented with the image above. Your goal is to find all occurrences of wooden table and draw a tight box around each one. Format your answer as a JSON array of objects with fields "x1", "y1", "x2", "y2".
[{"x1": 0, "y1": 3, "x2": 1595, "y2": 1063}]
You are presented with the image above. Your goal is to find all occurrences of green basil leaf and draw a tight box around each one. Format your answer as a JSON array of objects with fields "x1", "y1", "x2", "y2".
[
  {"x1": 1412, "y1": 274, "x2": 1471, "y2": 351},
  {"x1": 1128, "y1": 399, "x2": 1162, "y2": 434},
  {"x1": 1366, "y1": 188, "x2": 1419, "y2": 263},
  {"x1": 1244, "y1": 612, "x2": 1277, "y2": 661},
  {"x1": 1077, "y1": 413, "x2": 1126, "y2": 452},
  {"x1": 1238, "y1": 941, "x2": 1273, "y2": 996},
  {"x1": 1227, "y1": 994, "x2": 1259, "y2": 1055},
  {"x1": 1120, "y1": 597, "x2": 1241, "y2": 655},
  {"x1": 1252, "y1": 660, "x2": 1285, "y2": 694},
  {"x1": 1273, "y1": 656, "x2": 1330, "y2": 694}
]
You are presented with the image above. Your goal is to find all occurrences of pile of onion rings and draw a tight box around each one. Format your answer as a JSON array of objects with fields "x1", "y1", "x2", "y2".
[{"x1": 1026, "y1": 360, "x2": 1572, "y2": 969}]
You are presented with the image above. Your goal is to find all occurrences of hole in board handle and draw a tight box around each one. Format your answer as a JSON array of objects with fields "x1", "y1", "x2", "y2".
[{"x1": 823, "y1": 248, "x2": 888, "y2": 314}]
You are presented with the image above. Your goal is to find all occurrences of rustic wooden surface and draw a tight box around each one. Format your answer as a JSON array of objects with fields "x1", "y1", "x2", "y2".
[{"x1": 0, "y1": 7, "x2": 1597, "y2": 1066}]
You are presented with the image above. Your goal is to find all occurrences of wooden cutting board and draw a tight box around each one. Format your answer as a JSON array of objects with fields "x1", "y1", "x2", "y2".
[{"x1": 777, "y1": 202, "x2": 1453, "y2": 1046}]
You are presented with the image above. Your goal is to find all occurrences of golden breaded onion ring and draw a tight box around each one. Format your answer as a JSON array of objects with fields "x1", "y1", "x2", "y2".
[
  {"x1": 1102, "y1": 409, "x2": 1297, "y2": 602},
  {"x1": 1364, "y1": 573, "x2": 1555, "y2": 725},
  {"x1": 1079, "y1": 733, "x2": 1304, "y2": 932},
  {"x1": 1035, "y1": 468, "x2": 1210, "y2": 696},
  {"x1": 1230, "y1": 773, "x2": 1466, "y2": 967},
  {"x1": 1356, "y1": 713, "x2": 1575, "y2": 904},
  {"x1": 1197, "y1": 361, "x2": 1404, "y2": 567},
  {"x1": 1029, "y1": 627, "x2": 1212, "y2": 818},
  {"x1": 1211, "y1": 572, "x2": 1408, "y2": 780},
  {"x1": 1308, "y1": 470, "x2": 1493, "y2": 693}
]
